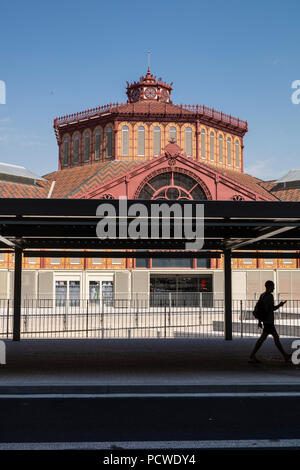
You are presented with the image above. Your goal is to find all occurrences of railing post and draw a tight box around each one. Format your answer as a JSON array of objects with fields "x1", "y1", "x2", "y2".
[
  {"x1": 240, "y1": 300, "x2": 243, "y2": 338},
  {"x1": 223, "y1": 249, "x2": 232, "y2": 340},
  {"x1": 86, "y1": 299, "x2": 89, "y2": 338},
  {"x1": 136, "y1": 298, "x2": 139, "y2": 327},
  {"x1": 101, "y1": 298, "x2": 104, "y2": 339},
  {"x1": 13, "y1": 247, "x2": 23, "y2": 341},
  {"x1": 199, "y1": 292, "x2": 202, "y2": 325},
  {"x1": 168, "y1": 292, "x2": 171, "y2": 328},
  {"x1": 6, "y1": 298, "x2": 9, "y2": 338},
  {"x1": 164, "y1": 304, "x2": 167, "y2": 338}
]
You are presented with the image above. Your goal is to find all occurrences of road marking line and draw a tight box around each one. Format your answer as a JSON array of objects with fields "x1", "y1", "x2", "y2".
[
  {"x1": 0, "y1": 440, "x2": 300, "y2": 450},
  {"x1": 1, "y1": 392, "x2": 300, "y2": 398}
]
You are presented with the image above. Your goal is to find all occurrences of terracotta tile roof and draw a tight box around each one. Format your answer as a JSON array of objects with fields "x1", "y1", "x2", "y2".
[
  {"x1": 43, "y1": 160, "x2": 145, "y2": 198},
  {"x1": 200, "y1": 162, "x2": 279, "y2": 200},
  {"x1": 73, "y1": 157, "x2": 278, "y2": 201},
  {"x1": 0, "y1": 179, "x2": 51, "y2": 198},
  {"x1": 44, "y1": 162, "x2": 110, "y2": 198},
  {"x1": 0, "y1": 156, "x2": 290, "y2": 202},
  {"x1": 69, "y1": 160, "x2": 144, "y2": 197},
  {"x1": 259, "y1": 180, "x2": 300, "y2": 201}
]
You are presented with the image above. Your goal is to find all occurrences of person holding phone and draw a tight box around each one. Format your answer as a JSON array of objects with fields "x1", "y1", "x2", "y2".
[{"x1": 249, "y1": 280, "x2": 292, "y2": 363}]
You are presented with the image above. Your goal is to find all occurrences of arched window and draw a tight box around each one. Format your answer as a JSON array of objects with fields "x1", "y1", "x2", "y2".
[
  {"x1": 84, "y1": 131, "x2": 90, "y2": 161},
  {"x1": 153, "y1": 126, "x2": 161, "y2": 156},
  {"x1": 235, "y1": 140, "x2": 240, "y2": 167},
  {"x1": 219, "y1": 135, "x2": 223, "y2": 163},
  {"x1": 95, "y1": 129, "x2": 101, "y2": 160},
  {"x1": 210, "y1": 131, "x2": 215, "y2": 161},
  {"x1": 227, "y1": 137, "x2": 232, "y2": 165},
  {"x1": 106, "y1": 126, "x2": 112, "y2": 158},
  {"x1": 138, "y1": 171, "x2": 207, "y2": 200},
  {"x1": 63, "y1": 137, "x2": 69, "y2": 166},
  {"x1": 169, "y1": 126, "x2": 177, "y2": 143},
  {"x1": 185, "y1": 127, "x2": 192, "y2": 157},
  {"x1": 201, "y1": 129, "x2": 206, "y2": 158},
  {"x1": 122, "y1": 126, "x2": 129, "y2": 156},
  {"x1": 73, "y1": 134, "x2": 79, "y2": 163},
  {"x1": 137, "y1": 126, "x2": 145, "y2": 156}
]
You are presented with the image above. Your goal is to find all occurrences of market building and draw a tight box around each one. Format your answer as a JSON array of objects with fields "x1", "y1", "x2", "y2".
[{"x1": 0, "y1": 68, "x2": 299, "y2": 304}]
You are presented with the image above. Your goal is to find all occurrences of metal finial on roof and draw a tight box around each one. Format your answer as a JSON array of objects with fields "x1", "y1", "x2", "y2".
[{"x1": 147, "y1": 50, "x2": 151, "y2": 73}]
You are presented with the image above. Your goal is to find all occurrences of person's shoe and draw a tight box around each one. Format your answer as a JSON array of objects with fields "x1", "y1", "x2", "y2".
[{"x1": 248, "y1": 357, "x2": 262, "y2": 364}]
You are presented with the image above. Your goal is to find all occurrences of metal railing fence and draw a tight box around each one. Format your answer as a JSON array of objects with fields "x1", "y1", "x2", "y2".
[{"x1": 1, "y1": 296, "x2": 300, "y2": 339}]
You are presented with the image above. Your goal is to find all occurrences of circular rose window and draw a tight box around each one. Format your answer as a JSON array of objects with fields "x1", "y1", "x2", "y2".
[{"x1": 137, "y1": 172, "x2": 207, "y2": 200}]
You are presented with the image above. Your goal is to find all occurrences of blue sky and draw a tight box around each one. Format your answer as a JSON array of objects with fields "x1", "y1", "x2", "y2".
[{"x1": 0, "y1": 0, "x2": 300, "y2": 179}]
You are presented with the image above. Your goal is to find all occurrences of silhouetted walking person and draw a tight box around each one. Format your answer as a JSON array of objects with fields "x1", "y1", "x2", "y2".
[{"x1": 249, "y1": 280, "x2": 291, "y2": 363}]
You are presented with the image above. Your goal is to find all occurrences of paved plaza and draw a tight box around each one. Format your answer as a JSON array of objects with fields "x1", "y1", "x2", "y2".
[{"x1": 0, "y1": 337, "x2": 299, "y2": 392}]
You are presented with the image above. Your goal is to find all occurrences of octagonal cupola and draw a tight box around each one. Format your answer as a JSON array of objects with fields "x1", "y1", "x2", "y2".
[{"x1": 126, "y1": 67, "x2": 173, "y2": 103}]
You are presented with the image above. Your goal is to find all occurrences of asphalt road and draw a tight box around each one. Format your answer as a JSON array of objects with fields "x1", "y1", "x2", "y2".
[{"x1": 1, "y1": 394, "x2": 300, "y2": 444}]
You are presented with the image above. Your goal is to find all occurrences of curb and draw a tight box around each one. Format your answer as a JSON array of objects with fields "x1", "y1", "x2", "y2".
[{"x1": 1, "y1": 384, "x2": 300, "y2": 394}]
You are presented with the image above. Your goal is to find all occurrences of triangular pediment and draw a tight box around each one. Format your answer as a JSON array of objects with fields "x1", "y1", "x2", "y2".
[{"x1": 78, "y1": 146, "x2": 275, "y2": 201}]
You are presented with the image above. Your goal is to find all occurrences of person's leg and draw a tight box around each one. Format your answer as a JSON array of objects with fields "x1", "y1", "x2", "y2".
[
  {"x1": 249, "y1": 331, "x2": 268, "y2": 359},
  {"x1": 272, "y1": 331, "x2": 291, "y2": 361}
]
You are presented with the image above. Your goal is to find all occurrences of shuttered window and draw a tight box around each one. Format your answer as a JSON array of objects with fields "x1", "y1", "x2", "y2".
[
  {"x1": 84, "y1": 132, "x2": 90, "y2": 161},
  {"x1": 185, "y1": 127, "x2": 192, "y2": 157},
  {"x1": 73, "y1": 134, "x2": 79, "y2": 163},
  {"x1": 153, "y1": 126, "x2": 161, "y2": 156},
  {"x1": 169, "y1": 126, "x2": 177, "y2": 142},
  {"x1": 137, "y1": 126, "x2": 145, "y2": 156},
  {"x1": 95, "y1": 130, "x2": 101, "y2": 160},
  {"x1": 122, "y1": 126, "x2": 129, "y2": 156},
  {"x1": 106, "y1": 127, "x2": 112, "y2": 157},
  {"x1": 201, "y1": 129, "x2": 206, "y2": 158},
  {"x1": 63, "y1": 137, "x2": 69, "y2": 166},
  {"x1": 219, "y1": 135, "x2": 223, "y2": 163},
  {"x1": 227, "y1": 137, "x2": 232, "y2": 165},
  {"x1": 235, "y1": 140, "x2": 240, "y2": 167},
  {"x1": 210, "y1": 132, "x2": 215, "y2": 161}
]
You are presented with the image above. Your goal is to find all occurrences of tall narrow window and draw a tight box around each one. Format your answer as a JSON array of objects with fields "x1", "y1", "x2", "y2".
[
  {"x1": 169, "y1": 126, "x2": 177, "y2": 142},
  {"x1": 73, "y1": 134, "x2": 79, "y2": 163},
  {"x1": 95, "y1": 129, "x2": 101, "y2": 160},
  {"x1": 227, "y1": 137, "x2": 232, "y2": 165},
  {"x1": 235, "y1": 140, "x2": 240, "y2": 167},
  {"x1": 201, "y1": 129, "x2": 206, "y2": 158},
  {"x1": 63, "y1": 137, "x2": 69, "y2": 166},
  {"x1": 153, "y1": 126, "x2": 161, "y2": 156},
  {"x1": 185, "y1": 127, "x2": 192, "y2": 157},
  {"x1": 210, "y1": 131, "x2": 215, "y2": 161},
  {"x1": 219, "y1": 135, "x2": 223, "y2": 163},
  {"x1": 122, "y1": 125, "x2": 129, "y2": 156},
  {"x1": 84, "y1": 131, "x2": 90, "y2": 161},
  {"x1": 137, "y1": 126, "x2": 145, "y2": 156},
  {"x1": 106, "y1": 126, "x2": 112, "y2": 158}
]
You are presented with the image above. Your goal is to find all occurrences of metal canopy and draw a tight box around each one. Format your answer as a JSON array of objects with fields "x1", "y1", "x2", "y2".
[
  {"x1": 1, "y1": 198, "x2": 300, "y2": 343},
  {"x1": 1, "y1": 199, "x2": 300, "y2": 252}
]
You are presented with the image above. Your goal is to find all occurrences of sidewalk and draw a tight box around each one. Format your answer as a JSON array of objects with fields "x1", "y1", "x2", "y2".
[{"x1": 0, "y1": 338, "x2": 299, "y2": 393}]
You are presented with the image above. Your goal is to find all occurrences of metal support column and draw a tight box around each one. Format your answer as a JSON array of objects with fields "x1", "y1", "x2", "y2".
[
  {"x1": 223, "y1": 249, "x2": 232, "y2": 340},
  {"x1": 13, "y1": 247, "x2": 23, "y2": 341}
]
